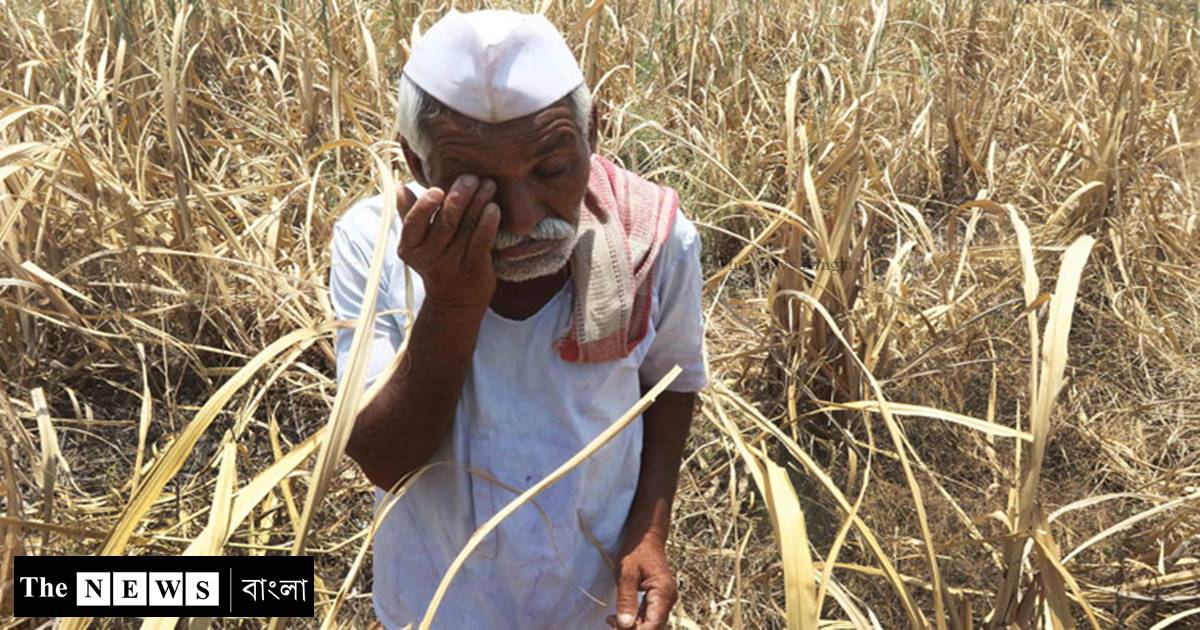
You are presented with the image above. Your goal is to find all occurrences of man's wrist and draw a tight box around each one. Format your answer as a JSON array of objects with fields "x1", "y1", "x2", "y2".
[
  {"x1": 420, "y1": 298, "x2": 489, "y2": 324},
  {"x1": 634, "y1": 528, "x2": 668, "y2": 549},
  {"x1": 623, "y1": 510, "x2": 670, "y2": 550}
]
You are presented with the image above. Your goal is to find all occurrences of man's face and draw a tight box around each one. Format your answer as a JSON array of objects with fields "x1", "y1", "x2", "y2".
[{"x1": 413, "y1": 98, "x2": 592, "y2": 282}]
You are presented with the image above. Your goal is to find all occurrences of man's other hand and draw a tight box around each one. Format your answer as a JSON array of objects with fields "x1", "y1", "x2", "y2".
[
  {"x1": 607, "y1": 534, "x2": 677, "y2": 630},
  {"x1": 397, "y1": 174, "x2": 500, "y2": 311}
]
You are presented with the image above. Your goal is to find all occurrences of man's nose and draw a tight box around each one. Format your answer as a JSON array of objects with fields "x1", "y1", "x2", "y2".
[{"x1": 494, "y1": 179, "x2": 546, "y2": 236}]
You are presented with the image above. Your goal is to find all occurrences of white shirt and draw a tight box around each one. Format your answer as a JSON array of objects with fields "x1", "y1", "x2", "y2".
[{"x1": 329, "y1": 185, "x2": 708, "y2": 629}]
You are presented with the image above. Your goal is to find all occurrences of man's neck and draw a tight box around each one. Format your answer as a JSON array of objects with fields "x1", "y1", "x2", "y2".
[{"x1": 489, "y1": 266, "x2": 570, "y2": 321}]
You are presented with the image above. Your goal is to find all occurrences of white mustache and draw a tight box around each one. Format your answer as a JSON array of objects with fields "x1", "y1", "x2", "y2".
[{"x1": 492, "y1": 217, "x2": 576, "y2": 250}]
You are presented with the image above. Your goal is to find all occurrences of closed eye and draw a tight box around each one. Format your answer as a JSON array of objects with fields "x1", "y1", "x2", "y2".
[{"x1": 535, "y1": 160, "x2": 574, "y2": 179}]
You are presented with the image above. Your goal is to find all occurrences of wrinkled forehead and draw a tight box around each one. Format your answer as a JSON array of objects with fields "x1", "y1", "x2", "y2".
[{"x1": 424, "y1": 97, "x2": 585, "y2": 163}]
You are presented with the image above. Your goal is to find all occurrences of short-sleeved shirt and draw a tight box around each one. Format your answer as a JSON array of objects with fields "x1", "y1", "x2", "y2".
[{"x1": 328, "y1": 184, "x2": 708, "y2": 629}]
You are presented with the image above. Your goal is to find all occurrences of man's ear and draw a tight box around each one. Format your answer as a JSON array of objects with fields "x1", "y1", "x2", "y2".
[
  {"x1": 587, "y1": 103, "x2": 598, "y2": 153},
  {"x1": 400, "y1": 138, "x2": 431, "y2": 187}
]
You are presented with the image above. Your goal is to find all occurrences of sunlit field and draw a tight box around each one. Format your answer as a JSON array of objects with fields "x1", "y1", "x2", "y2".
[{"x1": 1, "y1": 0, "x2": 1198, "y2": 627}]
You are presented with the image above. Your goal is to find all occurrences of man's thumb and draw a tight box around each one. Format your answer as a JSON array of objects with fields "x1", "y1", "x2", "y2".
[{"x1": 615, "y1": 564, "x2": 640, "y2": 628}]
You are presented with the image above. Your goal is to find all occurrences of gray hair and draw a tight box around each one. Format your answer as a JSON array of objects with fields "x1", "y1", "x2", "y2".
[{"x1": 395, "y1": 74, "x2": 593, "y2": 161}]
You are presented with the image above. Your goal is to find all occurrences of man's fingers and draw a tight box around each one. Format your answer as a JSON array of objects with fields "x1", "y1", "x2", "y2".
[
  {"x1": 637, "y1": 585, "x2": 675, "y2": 630},
  {"x1": 464, "y1": 178, "x2": 496, "y2": 221},
  {"x1": 395, "y1": 185, "x2": 418, "y2": 220},
  {"x1": 464, "y1": 203, "x2": 500, "y2": 272},
  {"x1": 615, "y1": 565, "x2": 641, "y2": 629},
  {"x1": 449, "y1": 178, "x2": 496, "y2": 262},
  {"x1": 399, "y1": 187, "x2": 444, "y2": 252},
  {"x1": 425, "y1": 174, "x2": 478, "y2": 251}
]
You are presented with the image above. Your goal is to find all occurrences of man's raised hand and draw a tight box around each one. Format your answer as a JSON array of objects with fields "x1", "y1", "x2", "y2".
[{"x1": 397, "y1": 174, "x2": 500, "y2": 311}]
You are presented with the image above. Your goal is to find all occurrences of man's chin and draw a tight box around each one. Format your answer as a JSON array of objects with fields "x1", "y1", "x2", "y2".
[
  {"x1": 492, "y1": 234, "x2": 578, "y2": 283},
  {"x1": 492, "y1": 253, "x2": 570, "y2": 283}
]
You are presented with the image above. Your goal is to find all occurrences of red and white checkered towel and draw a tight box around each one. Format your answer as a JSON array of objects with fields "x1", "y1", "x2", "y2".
[{"x1": 556, "y1": 154, "x2": 680, "y2": 363}]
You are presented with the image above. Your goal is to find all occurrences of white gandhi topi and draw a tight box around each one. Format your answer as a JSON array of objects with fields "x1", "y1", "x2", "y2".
[{"x1": 401, "y1": 9, "x2": 585, "y2": 124}]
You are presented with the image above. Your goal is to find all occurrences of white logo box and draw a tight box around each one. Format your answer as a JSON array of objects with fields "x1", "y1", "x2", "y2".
[{"x1": 74, "y1": 572, "x2": 220, "y2": 607}]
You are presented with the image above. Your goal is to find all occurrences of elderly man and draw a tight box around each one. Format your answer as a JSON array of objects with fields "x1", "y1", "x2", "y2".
[{"x1": 329, "y1": 9, "x2": 707, "y2": 629}]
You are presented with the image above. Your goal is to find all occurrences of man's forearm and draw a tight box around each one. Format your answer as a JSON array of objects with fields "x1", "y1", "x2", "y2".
[
  {"x1": 346, "y1": 302, "x2": 485, "y2": 490},
  {"x1": 624, "y1": 391, "x2": 697, "y2": 545}
]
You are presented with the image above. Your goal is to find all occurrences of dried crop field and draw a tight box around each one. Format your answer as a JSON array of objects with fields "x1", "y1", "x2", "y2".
[{"x1": 1, "y1": 0, "x2": 1198, "y2": 628}]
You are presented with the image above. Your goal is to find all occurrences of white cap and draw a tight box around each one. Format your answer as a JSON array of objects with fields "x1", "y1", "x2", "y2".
[{"x1": 401, "y1": 9, "x2": 585, "y2": 123}]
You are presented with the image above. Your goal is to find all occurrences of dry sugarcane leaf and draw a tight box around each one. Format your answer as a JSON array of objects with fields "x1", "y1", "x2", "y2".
[
  {"x1": 202, "y1": 441, "x2": 238, "y2": 554},
  {"x1": 1023, "y1": 234, "x2": 1097, "y2": 520},
  {"x1": 59, "y1": 325, "x2": 327, "y2": 630},
  {"x1": 1063, "y1": 490, "x2": 1200, "y2": 564},
  {"x1": 1031, "y1": 510, "x2": 1100, "y2": 630},
  {"x1": 772, "y1": 289, "x2": 948, "y2": 627},
  {"x1": 141, "y1": 440, "x2": 238, "y2": 630},
  {"x1": 289, "y1": 140, "x2": 399, "y2": 558},
  {"x1": 711, "y1": 398, "x2": 818, "y2": 629},
  {"x1": 132, "y1": 342, "x2": 153, "y2": 498},
  {"x1": 566, "y1": 0, "x2": 607, "y2": 43},
  {"x1": 102, "y1": 326, "x2": 325, "y2": 557},
  {"x1": 140, "y1": 429, "x2": 328, "y2": 630},
  {"x1": 715, "y1": 401, "x2": 878, "y2": 628},
  {"x1": 994, "y1": 233, "x2": 1096, "y2": 626},
  {"x1": 185, "y1": 426, "x2": 326, "y2": 557},
  {"x1": 419, "y1": 366, "x2": 681, "y2": 630},
  {"x1": 815, "y1": 400, "x2": 1032, "y2": 441},
  {"x1": 761, "y1": 454, "x2": 820, "y2": 630},
  {"x1": 1148, "y1": 607, "x2": 1200, "y2": 630},
  {"x1": 993, "y1": 205, "x2": 1045, "y2": 620},
  {"x1": 19, "y1": 260, "x2": 96, "y2": 306},
  {"x1": 31, "y1": 387, "x2": 68, "y2": 544},
  {"x1": 0, "y1": 426, "x2": 25, "y2": 619},
  {"x1": 712, "y1": 384, "x2": 924, "y2": 627}
]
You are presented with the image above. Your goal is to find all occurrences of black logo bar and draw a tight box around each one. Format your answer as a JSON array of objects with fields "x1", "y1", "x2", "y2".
[{"x1": 14, "y1": 556, "x2": 314, "y2": 617}]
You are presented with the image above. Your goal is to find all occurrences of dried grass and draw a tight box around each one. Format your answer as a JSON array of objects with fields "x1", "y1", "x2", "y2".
[{"x1": 1, "y1": 0, "x2": 1199, "y2": 628}]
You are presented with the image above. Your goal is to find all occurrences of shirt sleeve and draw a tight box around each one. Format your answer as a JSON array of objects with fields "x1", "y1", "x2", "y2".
[
  {"x1": 328, "y1": 207, "x2": 408, "y2": 393},
  {"x1": 638, "y1": 210, "x2": 709, "y2": 393}
]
